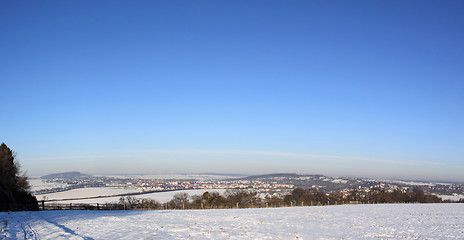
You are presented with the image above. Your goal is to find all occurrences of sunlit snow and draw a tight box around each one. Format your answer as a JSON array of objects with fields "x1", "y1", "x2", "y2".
[
  {"x1": 2, "y1": 204, "x2": 463, "y2": 239},
  {"x1": 36, "y1": 188, "x2": 227, "y2": 204}
]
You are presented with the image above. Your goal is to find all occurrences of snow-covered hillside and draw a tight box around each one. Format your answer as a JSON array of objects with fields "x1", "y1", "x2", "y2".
[
  {"x1": 1, "y1": 204, "x2": 463, "y2": 239},
  {"x1": 36, "y1": 188, "x2": 227, "y2": 204}
]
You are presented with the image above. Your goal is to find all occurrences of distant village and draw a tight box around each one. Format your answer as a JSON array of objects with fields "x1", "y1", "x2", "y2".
[{"x1": 34, "y1": 172, "x2": 464, "y2": 202}]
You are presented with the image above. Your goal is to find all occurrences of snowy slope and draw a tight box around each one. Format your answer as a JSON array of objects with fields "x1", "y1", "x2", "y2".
[
  {"x1": 36, "y1": 188, "x2": 227, "y2": 204},
  {"x1": 1, "y1": 204, "x2": 463, "y2": 239},
  {"x1": 35, "y1": 187, "x2": 141, "y2": 203}
]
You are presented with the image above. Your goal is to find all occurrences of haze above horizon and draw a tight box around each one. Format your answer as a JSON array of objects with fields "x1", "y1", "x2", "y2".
[{"x1": 1, "y1": 1, "x2": 463, "y2": 182}]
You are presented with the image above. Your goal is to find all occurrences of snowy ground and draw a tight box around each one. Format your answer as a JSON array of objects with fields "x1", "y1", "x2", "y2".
[
  {"x1": 1, "y1": 204, "x2": 463, "y2": 239},
  {"x1": 439, "y1": 194, "x2": 464, "y2": 202},
  {"x1": 29, "y1": 179, "x2": 69, "y2": 192},
  {"x1": 36, "y1": 188, "x2": 227, "y2": 204}
]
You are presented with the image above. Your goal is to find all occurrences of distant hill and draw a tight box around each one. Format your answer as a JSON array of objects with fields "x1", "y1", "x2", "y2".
[
  {"x1": 41, "y1": 172, "x2": 92, "y2": 179},
  {"x1": 240, "y1": 173, "x2": 301, "y2": 180},
  {"x1": 237, "y1": 173, "x2": 464, "y2": 194},
  {"x1": 238, "y1": 173, "x2": 388, "y2": 192}
]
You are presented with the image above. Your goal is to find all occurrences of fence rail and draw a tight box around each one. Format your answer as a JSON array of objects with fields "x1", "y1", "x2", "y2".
[
  {"x1": 41, "y1": 202, "x2": 102, "y2": 210},
  {"x1": 36, "y1": 199, "x2": 364, "y2": 211}
]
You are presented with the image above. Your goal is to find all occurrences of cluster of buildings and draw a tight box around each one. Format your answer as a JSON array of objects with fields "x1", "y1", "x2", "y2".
[
  {"x1": 35, "y1": 176, "x2": 296, "y2": 195},
  {"x1": 35, "y1": 174, "x2": 464, "y2": 200}
]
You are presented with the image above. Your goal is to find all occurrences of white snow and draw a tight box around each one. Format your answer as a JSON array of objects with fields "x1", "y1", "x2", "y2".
[
  {"x1": 439, "y1": 194, "x2": 464, "y2": 202},
  {"x1": 35, "y1": 188, "x2": 227, "y2": 204},
  {"x1": 97, "y1": 174, "x2": 239, "y2": 180},
  {"x1": 134, "y1": 189, "x2": 227, "y2": 203},
  {"x1": 29, "y1": 179, "x2": 69, "y2": 192},
  {"x1": 2, "y1": 203, "x2": 463, "y2": 239},
  {"x1": 331, "y1": 179, "x2": 348, "y2": 184},
  {"x1": 381, "y1": 179, "x2": 437, "y2": 187},
  {"x1": 35, "y1": 187, "x2": 141, "y2": 204}
]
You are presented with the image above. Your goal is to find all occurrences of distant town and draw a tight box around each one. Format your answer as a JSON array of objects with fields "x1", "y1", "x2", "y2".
[{"x1": 33, "y1": 172, "x2": 464, "y2": 202}]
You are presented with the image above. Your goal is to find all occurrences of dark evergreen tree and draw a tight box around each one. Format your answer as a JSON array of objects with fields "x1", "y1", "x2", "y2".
[{"x1": 0, "y1": 143, "x2": 38, "y2": 211}]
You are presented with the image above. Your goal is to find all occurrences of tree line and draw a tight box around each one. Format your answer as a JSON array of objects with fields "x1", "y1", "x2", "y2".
[
  {"x1": 285, "y1": 187, "x2": 443, "y2": 206},
  {"x1": 100, "y1": 187, "x2": 449, "y2": 210},
  {"x1": 0, "y1": 142, "x2": 455, "y2": 211}
]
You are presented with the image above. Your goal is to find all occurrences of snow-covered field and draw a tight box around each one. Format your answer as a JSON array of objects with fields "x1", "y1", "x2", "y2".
[
  {"x1": 29, "y1": 179, "x2": 69, "y2": 192},
  {"x1": 439, "y1": 194, "x2": 464, "y2": 202},
  {"x1": 36, "y1": 188, "x2": 227, "y2": 204},
  {"x1": 98, "y1": 174, "x2": 240, "y2": 180},
  {"x1": 1, "y1": 203, "x2": 463, "y2": 239},
  {"x1": 131, "y1": 189, "x2": 227, "y2": 203},
  {"x1": 35, "y1": 187, "x2": 142, "y2": 204}
]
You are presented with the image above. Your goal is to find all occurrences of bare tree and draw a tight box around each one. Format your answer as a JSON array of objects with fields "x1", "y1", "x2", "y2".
[{"x1": 169, "y1": 193, "x2": 190, "y2": 209}]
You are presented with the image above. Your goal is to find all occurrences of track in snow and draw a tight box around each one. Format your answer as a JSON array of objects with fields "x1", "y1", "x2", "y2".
[
  {"x1": 21, "y1": 222, "x2": 39, "y2": 240},
  {"x1": 1, "y1": 203, "x2": 464, "y2": 239}
]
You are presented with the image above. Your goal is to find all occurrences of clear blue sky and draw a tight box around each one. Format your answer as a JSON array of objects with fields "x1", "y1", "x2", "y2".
[{"x1": 1, "y1": 1, "x2": 463, "y2": 181}]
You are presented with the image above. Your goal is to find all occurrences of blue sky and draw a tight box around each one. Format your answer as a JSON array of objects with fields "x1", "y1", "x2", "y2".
[{"x1": 1, "y1": 1, "x2": 463, "y2": 181}]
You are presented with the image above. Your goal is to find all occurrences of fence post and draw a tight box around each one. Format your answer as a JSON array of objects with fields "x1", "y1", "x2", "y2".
[
  {"x1": 41, "y1": 201, "x2": 45, "y2": 210},
  {"x1": 236, "y1": 202, "x2": 239, "y2": 208},
  {"x1": 69, "y1": 203, "x2": 72, "y2": 210}
]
